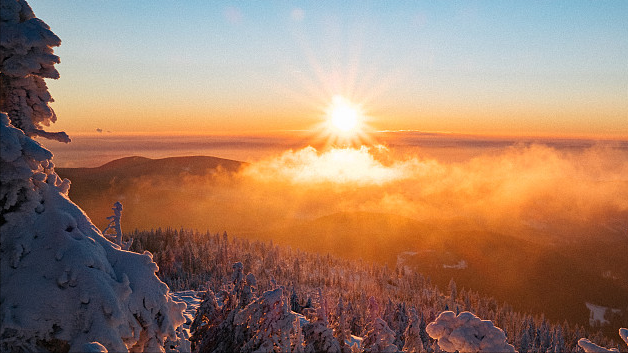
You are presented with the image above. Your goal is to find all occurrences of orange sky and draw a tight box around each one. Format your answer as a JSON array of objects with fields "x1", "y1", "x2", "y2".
[{"x1": 32, "y1": 1, "x2": 628, "y2": 139}]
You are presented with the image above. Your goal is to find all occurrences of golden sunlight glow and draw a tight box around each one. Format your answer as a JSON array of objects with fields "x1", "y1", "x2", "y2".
[
  {"x1": 330, "y1": 100, "x2": 359, "y2": 133},
  {"x1": 327, "y1": 95, "x2": 361, "y2": 135},
  {"x1": 245, "y1": 146, "x2": 406, "y2": 186},
  {"x1": 315, "y1": 95, "x2": 374, "y2": 147}
]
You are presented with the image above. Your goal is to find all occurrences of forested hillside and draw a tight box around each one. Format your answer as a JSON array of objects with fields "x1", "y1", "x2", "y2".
[{"x1": 129, "y1": 228, "x2": 627, "y2": 352}]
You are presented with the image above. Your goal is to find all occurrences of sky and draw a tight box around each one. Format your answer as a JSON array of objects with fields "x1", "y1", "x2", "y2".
[{"x1": 30, "y1": 0, "x2": 628, "y2": 138}]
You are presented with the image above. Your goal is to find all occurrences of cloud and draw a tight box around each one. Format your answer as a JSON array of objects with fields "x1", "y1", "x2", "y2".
[
  {"x1": 72, "y1": 142, "x2": 628, "y2": 245},
  {"x1": 237, "y1": 144, "x2": 628, "y2": 229},
  {"x1": 242, "y1": 146, "x2": 416, "y2": 186}
]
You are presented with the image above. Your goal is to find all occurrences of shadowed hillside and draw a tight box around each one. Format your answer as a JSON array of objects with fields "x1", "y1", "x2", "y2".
[{"x1": 255, "y1": 211, "x2": 628, "y2": 329}]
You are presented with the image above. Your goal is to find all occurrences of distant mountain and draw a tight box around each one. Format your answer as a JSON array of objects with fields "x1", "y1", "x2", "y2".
[
  {"x1": 58, "y1": 155, "x2": 243, "y2": 182},
  {"x1": 57, "y1": 155, "x2": 243, "y2": 199}
]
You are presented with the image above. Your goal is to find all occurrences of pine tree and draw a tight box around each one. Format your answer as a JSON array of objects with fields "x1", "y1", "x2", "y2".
[
  {"x1": 332, "y1": 296, "x2": 351, "y2": 353},
  {"x1": 0, "y1": 0, "x2": 68, "y2": 142},
  {"x1": 403, "y1": 308, "x2": 425, "y2": 353},
  {"x1": 303, "y1": 291, "x2": 341, "y2": 353},
  {"x1": 1, "y1": 2, "x2": 184, "y2": 351},
  {"x1": 362, "y1": 318, "x2": 399, "y2": 353}
]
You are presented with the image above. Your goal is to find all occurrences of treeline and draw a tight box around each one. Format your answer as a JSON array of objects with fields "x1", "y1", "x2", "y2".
[{"x1": 128, "y1": 228, "x2": 625, "y2": 352}]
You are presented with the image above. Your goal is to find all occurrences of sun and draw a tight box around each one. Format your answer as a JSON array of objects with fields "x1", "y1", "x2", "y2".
[
  {"x1": 330, "y1": 100, "x2": 359, "y2": 133},
  {"x1": 318, "y1": 95, "x2": 373, "y2": 147},
  {"x1": 313, "y1": 95, "x2": 374, "y2": 148},
  {"x1": 327, "y1": 95, "x2": 362, "y2": 135}
]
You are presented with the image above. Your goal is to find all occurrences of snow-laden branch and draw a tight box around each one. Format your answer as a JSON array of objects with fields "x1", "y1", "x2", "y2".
[
  {"x1": 0, "y1": 0, "x2": 69, "y2": 142},
  {"x1": 578, "y1": 328, "x2": 628, "y2": 353}
]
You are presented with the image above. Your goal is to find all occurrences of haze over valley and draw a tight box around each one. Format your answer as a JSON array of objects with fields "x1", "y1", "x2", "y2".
[{"x1": 56, "y1": 134, "x2": 628, "y2": 331}]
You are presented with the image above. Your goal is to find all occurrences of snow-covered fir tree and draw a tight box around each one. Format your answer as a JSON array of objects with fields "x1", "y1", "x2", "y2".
[
  {"x1": 361, "y1": 296, "x2": 399, "y2": 353},
  {"x1": 303, "y1": 290, "x2": 341, "y2": 353},
  {"x1": 426, "y1": 311, "x2": 516, "y2": 353},
  {"x1": 0, "y1": 0, "x2": 68, "y2": 142},
  {"x1": 331, "y1": 296, "x2": 351, "y2": 353},
  {"x1": 0, "y1": 1, "x2": 185, "y2": 351},
  {"x1": 403, "y1": 308, "x2": 425, "y2": 353},
  {"x1": 361, "y1": 318, "x2": 398, "y2": 353}
]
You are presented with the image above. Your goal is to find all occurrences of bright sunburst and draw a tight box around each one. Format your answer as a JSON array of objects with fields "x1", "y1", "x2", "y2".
[
  {"x1": 321, "y1": 95, "x2": 371, "y2": 144},
  {"x1": 311, "y1": 95, "x2": 374, "y2": 148},
  {"x1": 330, "y1": 97, "x2": 359, "y2": 133}
]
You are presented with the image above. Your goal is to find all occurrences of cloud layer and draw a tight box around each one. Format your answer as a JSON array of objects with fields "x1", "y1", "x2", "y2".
[{"x1": 73, "y1": 142, "x2": 628, "y2": 245}]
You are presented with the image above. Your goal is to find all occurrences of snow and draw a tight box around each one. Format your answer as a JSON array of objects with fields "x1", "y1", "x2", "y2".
[
  {"x1": 577, "y1": 338, "x2": 619, "y2": 353},
  {"x1": 577, "y1": 328, "x2": 628, "y2": 353},
  {"x1": 1, "y1": 113, "x2": 185, "y2": 351},
  {"x1": 0, "y1": 0, "x2": 69, "y2": 142},
  {"x1": 166, "y1": 290, "x2": 202, "y2": 353},
  {"x1": 443, "y1": 259, "x2": 468, "y2": 269},
  {"x1": 586, "y1": 302, "x2": 620, "y2": 326},
  {"x1": 620, "y1": 328, "x2": 628, "y2": 346},
  {"x1": 348, "y1": 335, "x2": 363, "y2": 350},
  {"x1": 426, "y1": 311, "x2": 516, "y2": 353}
]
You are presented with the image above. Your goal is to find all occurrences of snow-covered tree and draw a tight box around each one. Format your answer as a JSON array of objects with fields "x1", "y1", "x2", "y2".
[
  {"x1": 360, "y1": 296, "x2": 399, "y2": 353},
  {"x1": 303, "y1": 290, "x2": 341, "y2": 353},
  {"x1": 0, "y1": 0, "x2": 69, "y2": 142},
  {"x1": 331, "y1": 296, "x2": 351, "y2": 353},
  {"x1": 0, "y1": 113, "x2": 185, "y2": 351},
  {"x1": 0, "y1": 1, "x2": 185, "y2": 351},
  {"x1": 577, "y1": 328, "x2": 628, "y2": 353},
  {"x1": 403, "y1": 308, "x2": 425, "y2": 353},
  {"x1": 189, "y1": 289, "x2": 221, "y2": 341},
  {"x1": 103, "y1": 201, "x2": 133, "y2": 250},
  {"x1": 426, "y1": 311, "x2": 516, "y2": 353},
  {"x1": 303, "y1": 319, "x2": 341, "y2": 353},
  {"x1": 361, "y1": 318, "x2": 399, "y2": 353},
  {"x1": 292, "y1": 315, "x2": 305, "y2": 353},
  {"x1": 448, "y1": 279, "x2": 457, "y2": 309},
  {"x1": 234, "y1": 287, "x2": 297, "y2": 352}
]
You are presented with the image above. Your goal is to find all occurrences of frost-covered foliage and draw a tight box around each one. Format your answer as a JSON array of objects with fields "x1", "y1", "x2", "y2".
[
  {"x1": 578, "y1": 328, "x2": 628, "y2": 353},
  {"x1": 0, "y1": 114, "x2": 185, "y2": 351},
  {"x1": 131, "y1": 228, "x2": 625, "y2": 352},
  {"x1": 361, "y1": 318, "x2": 398, "y2": 353},
  {"x1": 303, "y1": 290, "x2": 341, "y2": 353},
  {"x1": 403, "y1": 308, "x2": 425, "y2": 352},
  {"x1": 190, "y1": 264, "x2": 301, "y2": 353},
  {"x1": 331, "y1": 296, "x2": 351, "y2": 353},
  {"x1": 426, "y1": 311, "x2": 516, "y2": 352},
  {"x1": 0, "y1": 0, "x2": 69, "y2": 142}
]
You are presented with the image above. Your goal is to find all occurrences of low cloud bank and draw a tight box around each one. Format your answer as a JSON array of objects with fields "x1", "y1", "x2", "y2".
[
  {"x1": 73, "y1": 142, "x2": 628, "y2": 243},
  {"x1": 234, "y1": 143, "x2": 628, "y2": 237}
]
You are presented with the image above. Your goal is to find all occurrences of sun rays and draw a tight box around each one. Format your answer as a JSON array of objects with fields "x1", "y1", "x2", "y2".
[{"x1": 310, "y1": 95, "x2": 375, "y2": 148}]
